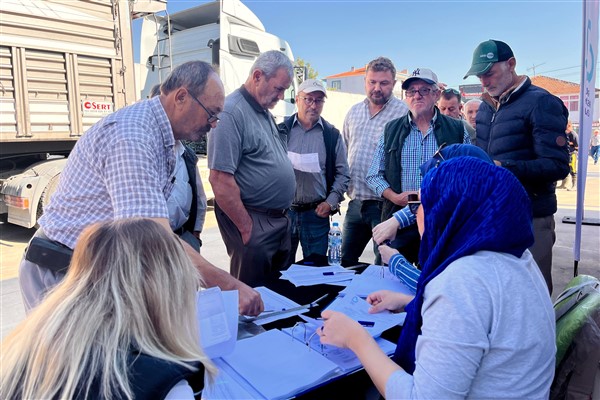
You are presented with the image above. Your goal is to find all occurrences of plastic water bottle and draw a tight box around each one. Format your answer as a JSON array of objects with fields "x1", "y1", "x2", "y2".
[{"x1": 328, "y1": 222, "x2": 342, "y2": 266}]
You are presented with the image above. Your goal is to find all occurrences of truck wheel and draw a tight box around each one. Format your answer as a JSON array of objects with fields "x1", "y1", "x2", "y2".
[{"x1": 35, "y1": 174, "x2": 61, "y2": 225}]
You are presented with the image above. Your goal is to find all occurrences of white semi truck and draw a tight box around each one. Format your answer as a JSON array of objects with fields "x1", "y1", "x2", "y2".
[{"x1": 0, "y1": 0, "x2": 297, "y2": 228}]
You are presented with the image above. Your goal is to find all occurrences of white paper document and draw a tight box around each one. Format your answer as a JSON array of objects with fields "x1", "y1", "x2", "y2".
[
  {"x1": 282, "y1": 317, "x2": 397, "y2": 373},
  {"x1": 197, "y1": 288, "x2": 238, "y2": 359},
  {"x1": 249, "y1": 286, "x2": 305, "y2": 325},
  {"x1": 287, "y1": 151, "x2": 321, "y2": 173},
  {"x1": 339, "y1": 264, "x2": 414, "y2": 298},
  {"x1": 325, "y1": 294, "x2": 406, "y2": 337},
  {"x1": 221, "y1": 329, "x2": 340, "y2": 400},
  {"x1": 280, "y1": 264, "x2": 356, "y2": 287}
]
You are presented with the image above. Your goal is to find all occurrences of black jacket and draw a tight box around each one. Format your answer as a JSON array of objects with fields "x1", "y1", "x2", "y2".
[{"x1": 476, "y1": 77, "x2": 570, "y2": 217}]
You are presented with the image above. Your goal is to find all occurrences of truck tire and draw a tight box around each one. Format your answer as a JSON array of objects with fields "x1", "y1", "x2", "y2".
[{"x1": 35, "y1": 174, "x2": 61, "y2": 225}]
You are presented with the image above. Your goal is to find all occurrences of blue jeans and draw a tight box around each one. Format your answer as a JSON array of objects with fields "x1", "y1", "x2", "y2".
[
  {"x1": 288, "y1": 208, "x2": 330, "y2": 265},
  {"x1": 342, "y1": 199, "x2": 382, "y2": 265},
  {"x1": 591, "y1": 145, "x2": 599, "y2": 163}
]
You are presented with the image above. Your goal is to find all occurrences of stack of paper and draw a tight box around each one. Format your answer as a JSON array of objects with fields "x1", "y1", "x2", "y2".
[
  {"x1": 280, "y1": 264, "x2": 356, "y2": 287},
  {"x1": 221, "y1": 329, "x2": 341, "y2": 400},
  {"x1": 339, "y1": 264, "x2": 414, "y2": 298},
  {"x1": 325, "y1": 294, "x2": 406, "y2": 336},
  {"x1": 281, "y1": 317, "x2": 397, "y2": 373}
]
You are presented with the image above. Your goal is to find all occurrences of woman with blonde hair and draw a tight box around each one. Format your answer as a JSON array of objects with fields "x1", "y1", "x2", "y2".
[{"x1": 1, "y1": 218, "x2": 215, "y2": 399}]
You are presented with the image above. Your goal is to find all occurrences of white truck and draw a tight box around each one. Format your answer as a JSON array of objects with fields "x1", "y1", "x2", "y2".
[
  {"x1": 0, "y1": 0, "x2": 297, "y2": 228},
  {"x1": 138, "y1": 0, "x2": 298, "y2": 121}
]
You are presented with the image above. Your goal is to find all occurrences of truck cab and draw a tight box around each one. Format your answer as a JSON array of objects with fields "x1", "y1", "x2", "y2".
[{"x1": 138, "y1": 0, "x2": 297, "y2": 122}]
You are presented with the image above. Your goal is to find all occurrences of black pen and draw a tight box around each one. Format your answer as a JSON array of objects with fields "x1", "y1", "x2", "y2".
[
  {"x1": 322, "y1": 271, "x2": 355, "y2": 276},
  {"x1": 358, "y1": 320, "x2": 374, "y2": 327}
]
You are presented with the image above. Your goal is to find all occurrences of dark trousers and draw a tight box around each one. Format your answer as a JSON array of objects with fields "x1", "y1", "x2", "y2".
[
  {"x1": 215, "y1": 202, "x2": 291, "y2": 287},
  {"x1": 529, "y1": 215, "x2": 556, "y2": 294},
  {"x1": 341, "y1": 199, "x2": 382, "y2": 265},
  {"x1": 288, "y1": 208, "x2": 330, "y2": 266}
]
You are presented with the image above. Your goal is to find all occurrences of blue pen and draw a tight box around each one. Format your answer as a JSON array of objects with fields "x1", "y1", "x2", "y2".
[{"x1": 358, "y1": 320, "x2": 374, "y2": 327}]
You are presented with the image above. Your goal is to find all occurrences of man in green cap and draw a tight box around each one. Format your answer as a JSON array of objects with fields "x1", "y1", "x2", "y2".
[{"x1": 464, "y1": 39, "x2": 570, "y2": 294}]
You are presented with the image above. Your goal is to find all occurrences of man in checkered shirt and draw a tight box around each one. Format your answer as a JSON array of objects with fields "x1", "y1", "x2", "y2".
[
  {"x1": 19, "y1": 61, "x2": 264, "y2": 316},
  {"x1": 341, "y1": 57, "x2": 409, "y2": 265},
  {"x1": 366, "y1": 68, "x2": 469, "y2": 263}
]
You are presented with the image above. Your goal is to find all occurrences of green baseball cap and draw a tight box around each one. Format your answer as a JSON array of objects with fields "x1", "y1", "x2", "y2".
[{"x1": 463, "y1": 40, "x2": 514, "y2": 79}]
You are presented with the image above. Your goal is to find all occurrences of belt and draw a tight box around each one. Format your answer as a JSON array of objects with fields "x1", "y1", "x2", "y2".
[
  {"x1": 358, "y1": 199, "x2": 382, "y2": 205},
  {"x1": 290, "y1": 200, "x2": 324, "y2": 212},
  {"x1": 245, "y1": 205, "x2": 288, "y2": 217}
]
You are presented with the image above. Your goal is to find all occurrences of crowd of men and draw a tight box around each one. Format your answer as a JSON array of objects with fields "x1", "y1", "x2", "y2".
[{"x1": 20, "y1": 39, "x2": 571, "y2": 316}]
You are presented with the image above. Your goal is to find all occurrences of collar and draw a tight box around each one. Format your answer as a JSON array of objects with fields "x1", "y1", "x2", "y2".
[
  {"x1": 484, "y1": 75, "x2": 528, "y2": 110},
  {"x1": 239, "y1": 85, "x2": 267, "y2": 114},
  {"x1": 292, "y1": 113, "x2": 324, "y2": 131},
  {"x1": 362, "y1": 96, "x2": 396, "y2": 118},
  {"x1": 150, "y1": 96, "x2": 175, "y2": 149},
  {"x1": 408, "y1": 107, "x2": 438, "y2": 127}
]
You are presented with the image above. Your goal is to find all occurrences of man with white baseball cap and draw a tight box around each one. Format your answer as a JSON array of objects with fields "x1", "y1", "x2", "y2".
[
  {"x1": 278, "y1": 79, "x2": 349, "y2": 265},
  {"x1": 464, "y1": 39, "x2": 570, "y2": 294},
  {"x1": 366, "y1": 68, "x2": 470, "y2": 263}
]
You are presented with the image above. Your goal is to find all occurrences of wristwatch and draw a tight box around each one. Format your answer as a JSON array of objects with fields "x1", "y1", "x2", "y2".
[{"x1": 328, "y1": 202, "x2": 339, "y2": 213}]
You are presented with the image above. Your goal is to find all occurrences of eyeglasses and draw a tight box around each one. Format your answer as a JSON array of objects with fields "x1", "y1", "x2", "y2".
[
  {"x1": 299, "y1": 96, "x2": 325, "y2": 106},
  {"x1": 432, "y1": 142, "x2": 447, "y2": 164},
  {"x1": 405, "y1": 87, "x2": 435, "y2": 98},
  {"x1": 188, "y1": 91, "x2": 220, "y2": 124},
  {"x1": 407, "y1": 193, "x2": 421, "y2": 215}
]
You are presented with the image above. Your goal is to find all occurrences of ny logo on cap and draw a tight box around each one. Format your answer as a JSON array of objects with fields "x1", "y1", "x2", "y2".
[{"x1": 412, "y1": 68, "x2": 421, "y2": 76}]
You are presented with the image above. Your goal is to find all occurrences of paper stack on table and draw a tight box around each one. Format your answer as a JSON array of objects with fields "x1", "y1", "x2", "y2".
[
  {"x1": 280, "y1": 264, "x2": 356, "y2": 287},
  {"x1": 220, "y1": 329, "x2": 341, "y2": 400}
]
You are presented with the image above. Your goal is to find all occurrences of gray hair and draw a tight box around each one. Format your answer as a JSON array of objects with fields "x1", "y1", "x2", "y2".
[
  {"x1": 161, "y1": 61, "x2": 216, "y2": 97},
  {"x1": 366, "y1": 57, "x2": 396, "y2": 78},
  {"x1": 464, "y1": 99, "x2": 482, "y2": 108},
  {"x1": 149, "y1": 84, "x2": 161, "y2": 98},
  {"x1": 250, "y1": 50, "x2": 293, "y2": 80}
]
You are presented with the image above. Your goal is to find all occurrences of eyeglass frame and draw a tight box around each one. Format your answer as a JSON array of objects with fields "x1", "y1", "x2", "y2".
[
  {"x1": 404, "y1": 87, "x2": 437, "y2": 98},
  {"x1": 188, "y1": 90, "x2": 220, "y2": 124},
  {"x1": 298, "y1": 96, "x2": 326, "y2": 106}
]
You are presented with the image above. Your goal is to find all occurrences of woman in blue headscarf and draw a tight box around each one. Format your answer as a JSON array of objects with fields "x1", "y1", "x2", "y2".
[{"x1": 318, "y1": 157, "x2": 555, "y2": 399}]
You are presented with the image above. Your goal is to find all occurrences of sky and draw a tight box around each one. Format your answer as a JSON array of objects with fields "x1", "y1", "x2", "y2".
[{"x1": 133, "y1": 0, "x2": 597, "y2": 89}]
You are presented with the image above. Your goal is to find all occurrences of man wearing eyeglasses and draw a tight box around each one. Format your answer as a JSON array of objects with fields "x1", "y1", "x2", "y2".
[
  {"x1": 278, "y1": 79, "x2": 350, "y2": 265},
  {"x1": 20, "y1": 61, "x2": 265, "y2": 316},
  {"x1": 464, "y1": 39, "x2": 570, "y2": 294},
  {"x1": 366, "y1": 68, "x2": 469, "y2": 263},
  {"x1": 438, "y1": 88, "x2": 476, "y2": 143},
  {"x1": 208, "y1": 50, "x2": 296, "y2": 288},
  {"x1": 341, "y1": 57, "x2": 409, "y2": 266}
]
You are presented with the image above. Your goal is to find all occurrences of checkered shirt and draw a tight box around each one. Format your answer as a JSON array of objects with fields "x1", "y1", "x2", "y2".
[
  {"x1": 366, "y1": 111, "x2": 471, "y2": 196},
  {"x1": 39, "y1": 96, "x2": 176, "y2": 248},
  {"x1": 342, "y1": 97, "x2": 409, "y2": 201}
]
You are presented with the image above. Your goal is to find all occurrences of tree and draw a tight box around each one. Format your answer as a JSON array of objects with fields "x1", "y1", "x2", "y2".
[{"x1": 294, "y1": 57, "x2": 318, "y2": 84}]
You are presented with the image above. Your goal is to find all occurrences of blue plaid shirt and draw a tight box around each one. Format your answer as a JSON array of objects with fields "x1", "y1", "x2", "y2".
[
  {"x1": 366, "y1": 111, "x2": 470, "y2": 196},
  {"x1": 40, "y1": 97, "x2": 177, "y2": 248}
]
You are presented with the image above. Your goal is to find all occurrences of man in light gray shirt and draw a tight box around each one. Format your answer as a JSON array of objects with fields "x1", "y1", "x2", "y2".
[
  {"x1": 278, "y1": 79, "x2": 349, "y2": 265},
  {"x1": 208, "y1": 51, "x2": 295, "y2": 287}
]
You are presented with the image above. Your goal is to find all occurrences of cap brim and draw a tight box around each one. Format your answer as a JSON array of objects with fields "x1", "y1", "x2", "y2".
[
  {"x1": 301, "y1": 87, "x2": 327, "y2": 96},
  {"x1": 401, "y1": 77, "x2": 436, "y2": 90},
  {"x1": 463, "y1": 62, "x2": 494, "y2": 79}
]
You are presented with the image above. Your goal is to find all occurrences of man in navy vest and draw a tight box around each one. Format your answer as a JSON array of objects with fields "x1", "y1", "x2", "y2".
[
  {"x1": 279, "y1": 79, "x2": 349, "y2": 265},
  {"x1": 367, "y1": 68, "x2": 469, "y2": 263},
  {"x1": 464, "y1": 39, "x2": 569, "y2": 293}
]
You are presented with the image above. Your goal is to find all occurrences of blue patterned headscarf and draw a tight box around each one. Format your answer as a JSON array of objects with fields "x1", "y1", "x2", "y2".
[{"x1": 394, "y1": 156, "x2": 534, "y2": 374}]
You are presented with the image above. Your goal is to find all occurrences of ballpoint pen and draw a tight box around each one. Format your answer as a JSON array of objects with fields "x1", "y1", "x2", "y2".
[{"x1": 322, "y1": 271, "x2": 355, "y2": 276}]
